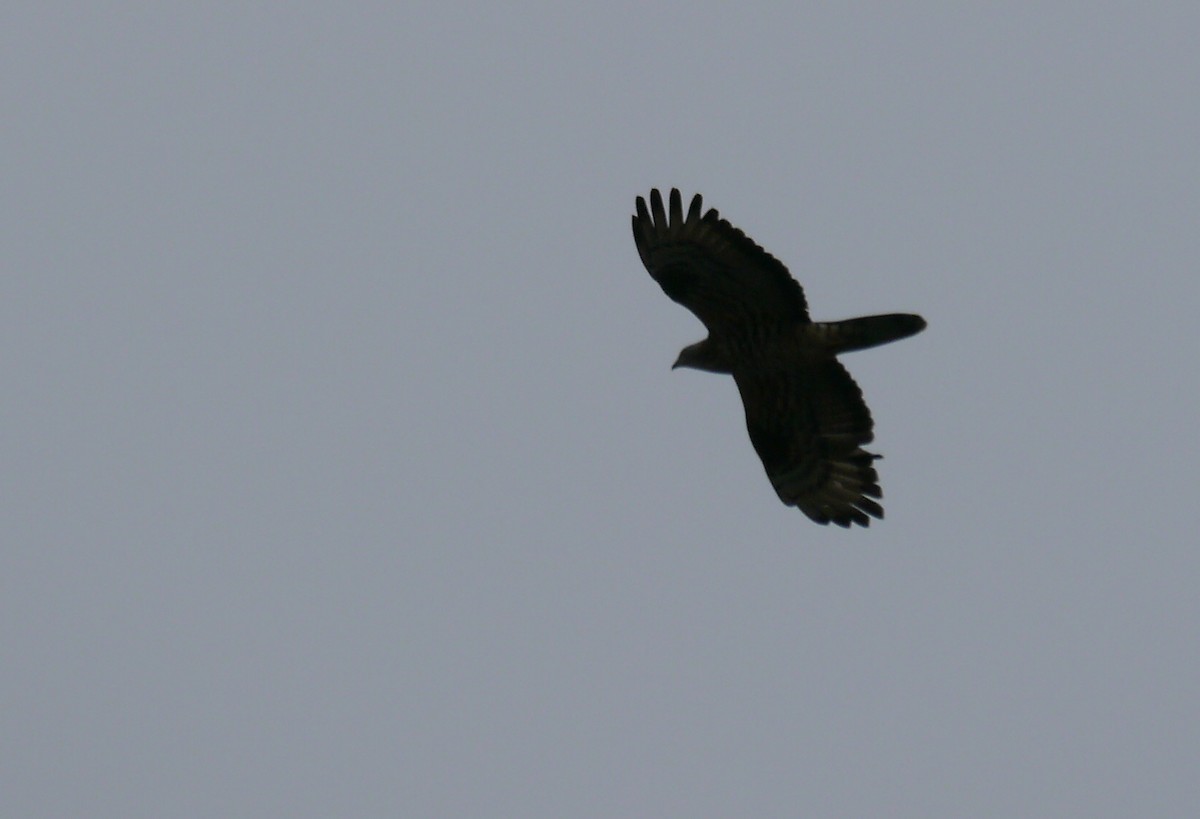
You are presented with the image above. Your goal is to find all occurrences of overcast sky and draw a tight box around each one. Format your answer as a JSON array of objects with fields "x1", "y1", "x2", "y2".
[{"x1": 4, "y1": 4, "x2": 1198, "y2": 817}]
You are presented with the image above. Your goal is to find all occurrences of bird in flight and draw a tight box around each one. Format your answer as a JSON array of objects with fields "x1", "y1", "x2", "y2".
[{"x1": 632, "y1": 188, "x2": 926, "y2": 527}]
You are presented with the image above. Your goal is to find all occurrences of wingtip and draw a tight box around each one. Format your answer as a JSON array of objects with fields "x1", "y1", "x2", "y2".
[{"x1": 636, "y1": 188, "x2": 708, "y2": 231}]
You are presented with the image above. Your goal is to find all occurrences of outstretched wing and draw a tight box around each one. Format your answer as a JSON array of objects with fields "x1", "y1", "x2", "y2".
[
  {"x1": 734, "y1": 360, "x2": 884, "y2": 527},
  {"x1": 632, "y1": 188, "x2": 809, "y2": 332}
]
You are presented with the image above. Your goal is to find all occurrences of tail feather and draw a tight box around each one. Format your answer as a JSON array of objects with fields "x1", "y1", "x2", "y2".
[{"x1": 808, "y1": 313, "x2": 926, "y2": 354}]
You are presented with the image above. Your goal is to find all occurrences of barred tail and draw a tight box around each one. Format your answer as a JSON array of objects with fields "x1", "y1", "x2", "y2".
[{"x1": 809, "y1": 313, "x2": 927, "y2": 354}]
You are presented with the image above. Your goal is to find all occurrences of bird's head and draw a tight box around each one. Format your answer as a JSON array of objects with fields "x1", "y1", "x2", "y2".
[{"x1": 673, "y1": 339, "x2": 731, "y2": 373}]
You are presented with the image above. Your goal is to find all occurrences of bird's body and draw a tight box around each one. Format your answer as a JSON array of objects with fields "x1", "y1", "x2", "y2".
[{"x1": 632, "y1": 188, "x2": 925, "y2": 527}]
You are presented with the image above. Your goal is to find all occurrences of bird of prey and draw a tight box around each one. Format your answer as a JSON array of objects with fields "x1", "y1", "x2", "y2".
[{"x1": 632, "y1": 188, "x2": 925, "y2": 527}]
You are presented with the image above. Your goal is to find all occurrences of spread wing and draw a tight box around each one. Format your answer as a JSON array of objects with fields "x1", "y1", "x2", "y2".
[
  {"x1": 632, "y1": 188, "x2": 809, "y2": 332},
  {"x1": 734, "y1": 360, "x2": 884, "y2": 527}
]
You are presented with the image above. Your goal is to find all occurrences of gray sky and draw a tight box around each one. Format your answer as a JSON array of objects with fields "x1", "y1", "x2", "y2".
[{"x1": 4, "y1": 3, "x2": 1198, "y2": 816}]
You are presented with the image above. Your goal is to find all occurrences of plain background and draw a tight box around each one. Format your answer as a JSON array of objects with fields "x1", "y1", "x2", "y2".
[{"x1": 4, "y1": 4, "x2": 1198, "y2": 817}]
